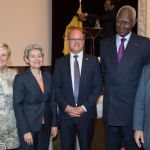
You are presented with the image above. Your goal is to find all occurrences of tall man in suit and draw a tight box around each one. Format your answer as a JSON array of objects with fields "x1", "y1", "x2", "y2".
[
  {"x1": 100, "y1": 5, "x2": 150, "y2": 150},
  {"x1": 53, "y1": 29, "x2": 103, "y2": 150}
]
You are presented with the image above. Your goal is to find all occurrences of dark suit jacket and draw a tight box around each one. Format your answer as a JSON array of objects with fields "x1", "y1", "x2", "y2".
[
  {"x1": 86, "y1": 10, "x2": 117, "y2": 39},
  {"x1": 53, "y1": 53, "x2": 103, "y2": 119},
  {"x1": 13, "y1": 68, "x2": 57, "y2": 135},
  {"x1": 100, "y1": 33, "x2": 150, "y2": 126},
  {"x1": 133, "y1": 64, "x2": 150, "y2": 149}
]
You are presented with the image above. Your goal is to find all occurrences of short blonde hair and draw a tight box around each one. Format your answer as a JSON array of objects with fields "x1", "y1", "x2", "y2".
[{"x1": 0, "y1": 42, "x2": 11, "y2": 57}]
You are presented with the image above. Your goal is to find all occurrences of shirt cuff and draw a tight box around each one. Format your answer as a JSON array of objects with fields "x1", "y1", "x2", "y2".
[{"x1": 82, "y1": 105, "x2": 87, "y2": 112}]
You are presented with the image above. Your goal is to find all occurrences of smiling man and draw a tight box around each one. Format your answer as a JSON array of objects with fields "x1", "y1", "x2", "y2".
[
  {"x1": 53, "y1": 28, "x2": 103, "y2": 150},
  {"x1": 100, "y1": 5, "x2": 150, "y2": 150}
]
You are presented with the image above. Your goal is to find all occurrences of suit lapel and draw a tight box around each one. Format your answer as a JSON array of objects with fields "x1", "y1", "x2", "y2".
[
  {"x1": 80, "y1": 54, "x2": 88, "y2": 84},
  {"x1": 114, "y1": 33, "x2": 139, "y2": 77},
  {"x1": 108, "y1": 35, "x2": 119, "y2": 71},
  {"x1": 65, "y1": 54, "x2": 74, "y2": 93},
  {"x1": 26, "y1": 68, "x2": 43, "y2": 93}
]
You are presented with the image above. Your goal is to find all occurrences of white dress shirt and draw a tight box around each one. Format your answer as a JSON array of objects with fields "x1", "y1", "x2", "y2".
[
  {"x1": 116, "y1": 32, "x2": 131, "y2": 53},
  {"x1": 70, "y1": 51, "x2": 87, "y2": 111}
]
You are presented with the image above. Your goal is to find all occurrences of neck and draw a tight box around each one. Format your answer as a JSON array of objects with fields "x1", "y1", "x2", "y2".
[{"x1": 30, "y1": 68, "x2": 41, "y2": 80}]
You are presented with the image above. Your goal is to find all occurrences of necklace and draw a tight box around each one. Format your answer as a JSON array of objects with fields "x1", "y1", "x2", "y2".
[{"x1": 35, "y1": 70, "x2": 41, "y2": 80}]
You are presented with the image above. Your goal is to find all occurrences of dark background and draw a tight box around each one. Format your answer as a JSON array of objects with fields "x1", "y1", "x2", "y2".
[{"x1": 52, "y1": 0, "x2": 138, "y2": 72}]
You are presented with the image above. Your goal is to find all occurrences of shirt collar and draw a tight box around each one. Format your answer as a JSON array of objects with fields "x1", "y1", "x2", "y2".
[
  {"x1": 116, "y1": 32, "x2": 131, "y2": 42},
  {"x1": 70, "y1": 51, "x2": 83, "y2": 58}
]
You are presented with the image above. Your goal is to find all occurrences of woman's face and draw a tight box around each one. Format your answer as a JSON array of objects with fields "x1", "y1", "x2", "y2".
[
  {"x1": 0, "y1": 49, "x2": 9, "y2": 69},
  {"x1": 26, "y1": 49, "x2": 43, "y2": 69}
]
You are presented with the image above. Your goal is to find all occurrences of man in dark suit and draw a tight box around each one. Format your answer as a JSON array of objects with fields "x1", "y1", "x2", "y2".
[
  {"x1": 100, "y1": 5, "x2": 150, "y2": 150},
  {"x1": 79, "y1": 0, "x2": 119, "y2": 39},
  {"x1": 53, "y1": 29, "x2": 103, "y2": 150}
]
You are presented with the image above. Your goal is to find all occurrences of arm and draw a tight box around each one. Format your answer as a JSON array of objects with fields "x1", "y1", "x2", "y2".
[
  {"x1": 13, "y1": 75, "x2": 31, "y2": 135},
  {"x1": 133, "y1": 66, "x2": 146, "y2": 147},
  {"x1": 81, "y1": 59, "x2": 103, "y2": 111},
  {"x1": 50, "y1": 81, "x2": 58, "y2": 127},
  {"x1": 53, "y1": 60, "x2": 69, "y2": 111}
]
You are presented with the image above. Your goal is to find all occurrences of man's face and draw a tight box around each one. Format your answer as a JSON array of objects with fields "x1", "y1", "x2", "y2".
[
  {"x1": 67, "y1": 29, "x2": 84, "y2": 54},
  {"x1": 104, "y1": 0, "x2": 114, "y2": 11},
  {"x1": 116, "y1": 8, "x2": 136, "y2": 37}
]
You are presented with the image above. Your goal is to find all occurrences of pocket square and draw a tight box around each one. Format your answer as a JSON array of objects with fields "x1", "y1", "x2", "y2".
[
  {"x1": 85, "y1": 58, "x2": 89, "y2": 60},
  {"x1": 135, "y1": 44, "x2": 138, "y2": 46}
]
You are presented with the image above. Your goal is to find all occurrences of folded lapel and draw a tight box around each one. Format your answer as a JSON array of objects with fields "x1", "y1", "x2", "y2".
[
  {"x1": 79, "y1": 54, "x2": 89, "y2": 91},
  {"x1": 108, "y1": 36, "x2": 119, "y2": 71},
  {"x1": 114, "y1": 33, "x2": 139, "y2": 78},
  {"x1": 65, "y1": 54, "x2": 74, "y2": 94},
  {"x1": 26, "y1": 68, "x2": 42, "y2": 93}
]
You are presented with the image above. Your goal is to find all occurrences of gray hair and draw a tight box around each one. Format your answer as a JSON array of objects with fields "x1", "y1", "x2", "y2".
[
  {"x1": 0, "y1": 42, "x2": 11, "y2": 57},
  {"x1": 23, "y1": 44, "x2": 44, "y2": 64},
  {"x1": 116, "y1": 5, "x2": 136, "y2": 21}
]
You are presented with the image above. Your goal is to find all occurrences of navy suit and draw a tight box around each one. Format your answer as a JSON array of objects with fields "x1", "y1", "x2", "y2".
[
  {"x1": 53, "y1": 53, "x2": 102, "y2": 150},
  {"x1": 13, "y1": 68, "x2": 57, "y2": 150},
  {"x1": 100, "y1": 33, "x2": 150, "y2": 150}
]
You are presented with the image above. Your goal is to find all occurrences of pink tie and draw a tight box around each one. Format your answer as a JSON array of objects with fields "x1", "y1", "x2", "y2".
[{"x1": 118, "y1": 38, "x2": 126, "y2": 62}]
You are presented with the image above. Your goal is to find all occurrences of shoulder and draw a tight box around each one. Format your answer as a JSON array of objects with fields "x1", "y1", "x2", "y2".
[
  {"x1": 55, "y1": 54, "x2": 69, "y2": 62},
  {"x1": 7, "y1": 67, "x2": 17, "y2": 76},
  {"x1": 131, "y1": 33, "x2": 150, "y2": 41},
  {"x1": 101, "y1": 34, "x2": 116, "y2": 43}
]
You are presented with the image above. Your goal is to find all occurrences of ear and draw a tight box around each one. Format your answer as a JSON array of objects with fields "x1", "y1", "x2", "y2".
[
  {"x1": 132, "y1": 19, "x2": 137, "y2": 27},
  {"x1": 25, "y1": 57, "x2": 29, "y2": 63}
]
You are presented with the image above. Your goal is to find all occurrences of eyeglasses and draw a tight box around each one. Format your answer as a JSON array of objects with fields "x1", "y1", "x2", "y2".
[{"x1": 68, "y1": 38, "x2": 84, "y2": 43}]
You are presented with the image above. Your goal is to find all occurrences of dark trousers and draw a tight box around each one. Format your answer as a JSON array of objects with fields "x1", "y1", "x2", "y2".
[
  {"x1": 105, "y1": 122, "x2": 140, "y2": 150},
  {"x1": 59, "y1": 118, "x2": 95, "y2": 150},
  {"x1": 18, "y1": 124, "x2": 50, "y2": 150}
]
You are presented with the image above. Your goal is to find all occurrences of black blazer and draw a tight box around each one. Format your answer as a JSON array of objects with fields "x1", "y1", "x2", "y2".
[
  {"x1": 53, "y1": 53, "x2": 103, "y2": 119},
  {"x1": 86, "y1": 10, "x2": 117, "y2": 39},
  {"x1": 100, "y1": 33, "x2": 150, "y2": 126},
  {"x1": 13, "y1": 68, "x2": 57, "y2": 135}
]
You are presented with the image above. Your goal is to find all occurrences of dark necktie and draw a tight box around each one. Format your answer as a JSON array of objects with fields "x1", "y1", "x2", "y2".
[
  {"x1": 118, "y1": 38, "x2": 126, "y2": 62},
  {"x1": 73, "y1": 55, "x2": 80, "y2": 104}
]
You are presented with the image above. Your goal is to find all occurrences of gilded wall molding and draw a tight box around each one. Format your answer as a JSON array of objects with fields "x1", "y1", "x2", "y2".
[{"x1": 138, "y1": 0, "x2": 147, "y2": 36}]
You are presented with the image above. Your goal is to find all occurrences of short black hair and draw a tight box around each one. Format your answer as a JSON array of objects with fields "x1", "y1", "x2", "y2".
[{"x1": 110, "y1": 0, "x2": 120, "y2": 10}]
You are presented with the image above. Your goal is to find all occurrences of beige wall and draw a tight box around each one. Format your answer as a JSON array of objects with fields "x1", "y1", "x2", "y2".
[
  {"x1": 138, "y1": 0, "x2": 150, "y2": 38},
  {"x1": 146, "y1": 0, "x2": 150, "y2": 37},
  {"x1": 0, "y1": 0, "x2": 52, "y2": 66}
]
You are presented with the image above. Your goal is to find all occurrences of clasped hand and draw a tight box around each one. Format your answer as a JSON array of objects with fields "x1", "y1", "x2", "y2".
[{"x1": 65, "y1": 105, "x2": 86, "y2": 117}]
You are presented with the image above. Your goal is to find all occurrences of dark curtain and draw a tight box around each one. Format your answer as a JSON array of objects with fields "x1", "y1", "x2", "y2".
[{"x1": 52, "y1": 0, "x2": 138, "y2": 72}]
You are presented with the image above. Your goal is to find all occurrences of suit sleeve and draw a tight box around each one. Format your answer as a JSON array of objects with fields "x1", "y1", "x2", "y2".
[
  {"x1": 100, "y1": 40, "x2": 106, "y2": 79},
  {"x1": 82, "y1": 59, "x2": 103, "y2": 111},
  {"x1": 133, "y1": 66, "x2": 146, "y2": 131},
  {"x1": 144, "y1": 38, "x2": 150, "y2": 64},
  {"x1": 13, "y1": 75, "x2": 31, "y2": 135},
  {"x1": 50, "y1": 81, "x2": 58, "y2": 127},
  {"x1": 53, "y1": 59, "x2": 68, "y2": 111}
]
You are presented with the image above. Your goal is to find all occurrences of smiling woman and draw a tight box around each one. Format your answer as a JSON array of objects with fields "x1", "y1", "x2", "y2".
[
  {"x1": 0, "y1": 42, "x2": 19, "y2": 150},
  {"x1": 13, "y1": 44, "x2": 58, "y2": 150}
]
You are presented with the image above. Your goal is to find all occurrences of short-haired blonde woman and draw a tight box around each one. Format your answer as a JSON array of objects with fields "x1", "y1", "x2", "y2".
[
  {"x1": 13, "y1": 44, "x2": 58, "y2": 150},
  {"x1": 0, "y1": 42, "x2": 19, "y2": 150}
]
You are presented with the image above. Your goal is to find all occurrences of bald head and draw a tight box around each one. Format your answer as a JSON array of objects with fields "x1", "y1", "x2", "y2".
[{"x1": 67, "y1": 29, "x2": 84, "y2": 54}]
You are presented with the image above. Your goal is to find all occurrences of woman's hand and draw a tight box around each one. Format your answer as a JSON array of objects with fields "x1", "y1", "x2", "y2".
[
  {"x1": 23, "y1": 132, "x2": 33, "y2": 145},
  {"x1": 51, "y1": 127, "x2": 58, "y2": 138}
]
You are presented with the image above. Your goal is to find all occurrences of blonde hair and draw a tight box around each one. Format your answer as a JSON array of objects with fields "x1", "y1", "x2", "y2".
[{"x1": 0, "y1": 42, "x2": 11, "y2": 57}]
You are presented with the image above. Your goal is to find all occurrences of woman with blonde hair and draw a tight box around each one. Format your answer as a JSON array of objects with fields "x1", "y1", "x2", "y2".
[{"x1": 0, "y1": 42, "x2": 19, "y2": 150}]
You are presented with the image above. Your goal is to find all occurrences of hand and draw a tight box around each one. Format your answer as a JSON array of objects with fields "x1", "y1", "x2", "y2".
[
  {"x1": 134, "y1": 130, "x2": 144, "y2": 148},
  {"x1": 74, "y1": 106, "x2": 86, "y2": 116},
  {"x1": 65, "y1": 105, "x2": 81, "y2": 117},
  {"x1": 23, "y1": 132, "x2": 33, "y2": 145},
  {"x1": 51, "y1": 127, "x2": 58, "y2": 138},
  {"x1": 78, "y1": 13, "x2": 87, "y2": 21}
]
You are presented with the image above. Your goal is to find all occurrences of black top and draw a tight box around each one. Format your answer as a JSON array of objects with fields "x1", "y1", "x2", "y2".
[{"x1": 85, "y1": 10, "x2": 117, "y2": 39}]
